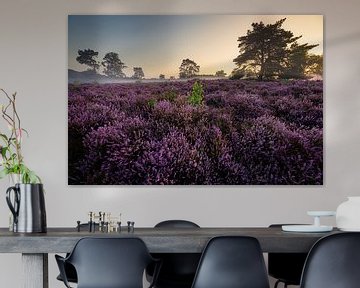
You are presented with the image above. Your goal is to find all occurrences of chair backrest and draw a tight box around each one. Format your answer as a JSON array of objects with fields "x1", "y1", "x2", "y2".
[
  {"x1": 151, "y1": 220, "x2": 201, "y2": 286},
  {"x1": 155, "y1": 220, "x2": 200, "y2": 228},
  {"x1": 66, "y1": 237, "x2": 154, "y2": 288},
  {"x1": 191, "y1": 236, "x2": 270, "y2": 288},
  {"x1": 300, "y1": 232, "x2": 360, "y2": 288}
]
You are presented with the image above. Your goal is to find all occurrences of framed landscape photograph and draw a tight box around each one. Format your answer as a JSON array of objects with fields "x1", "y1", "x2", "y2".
[{"x1": 68, "y1": 15, "x2": 323, "y2": 185}]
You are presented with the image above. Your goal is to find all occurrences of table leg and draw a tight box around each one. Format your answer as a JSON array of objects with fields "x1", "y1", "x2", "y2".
[{"x1": 22, "y1": 253, "x2": 48, "y2": 288}]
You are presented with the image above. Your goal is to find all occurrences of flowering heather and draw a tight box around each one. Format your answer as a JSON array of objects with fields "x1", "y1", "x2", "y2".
[{"x1": 68, "y1": 79, "x2": 323, "y2": 185}]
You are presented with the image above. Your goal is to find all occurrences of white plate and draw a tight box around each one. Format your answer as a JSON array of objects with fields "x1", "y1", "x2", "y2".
[
  {"x1": 307, "y1": 211, "x2": 336, "y2": 217},
  {"x1": 282, "y1": 225, "x2": 333, "y2": 232}
]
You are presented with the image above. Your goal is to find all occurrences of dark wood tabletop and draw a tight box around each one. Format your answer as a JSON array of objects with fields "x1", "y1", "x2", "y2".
[{"x1": 0, "y1": 227, "x2": 340, "y2": 253}]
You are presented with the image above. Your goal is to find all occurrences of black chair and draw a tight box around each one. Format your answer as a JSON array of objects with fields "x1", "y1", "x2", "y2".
[
  {"x1": 147, "y1": 220, "x2": 201, "y2": 288},
  {"x1": 56, "y1": 262, "x2": 77, "y2": 284},
  {"x1": 268, "y1": 224, "x2": 308, "y2": 288},
  {"x1": 56, "y1": 223, "x2": 99, "y2": 284},
  {"x1": 191, "y1": 236, "x2": 270, "y2": 288},
  {"x1": 300, "y1": 232, "x2": 360, "y2": 288},
  {"x1": 55, "y1": 237, "x2": 160, "y2": 288}
]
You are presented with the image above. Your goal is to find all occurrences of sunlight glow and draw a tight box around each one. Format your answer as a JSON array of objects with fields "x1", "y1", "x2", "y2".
[{"x1": 68, "y1": 15, "x2": 323, "y2": 78}]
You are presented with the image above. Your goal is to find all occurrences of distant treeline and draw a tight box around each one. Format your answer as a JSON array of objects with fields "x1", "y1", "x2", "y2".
[{"x1": 74, "y1": 18, "x2": 322, "y2": 81}]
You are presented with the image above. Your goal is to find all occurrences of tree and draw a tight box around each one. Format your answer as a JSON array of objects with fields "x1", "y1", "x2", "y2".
[
  {"x1": 133, "y1": 67, "x2": 145, "y2": 79},
  {"x1": 229, "y1": 68, "x2": 245, "y2": 80},
  {"x1": 179, "y1": 59, "x2": 200, "y2": 78},
  {"x1": 281, "y1": 43, "x2": 319, "y2": 79},
  {"x1": 230, "y1": 67, "x2": 257, "y2": 80},
  {"x1": 188, "y1": 81, "x2": 204, "y2": 106},
  {"x1": 305, "y1": 54, "x2": 323, "y2": 76},
  {"x1": 101, "y1": 52, "x2": 127, "y2": 78},
  {"x1": 76, "y1": 49, "x2": 100, "y2": 72},
  {"x1": 234, "y1": 18, "x2": 308, "y2": 80},
  {"x1": 215, "y1": 70, "x2": 227, "y2": 77},
  {"x1": 159, "y1": 74, "x2": 165, "y2": 80}
]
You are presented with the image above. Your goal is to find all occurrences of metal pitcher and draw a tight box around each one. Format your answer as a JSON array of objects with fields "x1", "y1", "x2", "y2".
[{"x1": 6, "y1": 183, "x2": 47, "y2": 233}]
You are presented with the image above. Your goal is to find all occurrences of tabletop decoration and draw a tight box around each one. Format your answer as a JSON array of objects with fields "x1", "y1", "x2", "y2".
[
  {"x1": 0, "y1": 88, "x2": 46, "y2": 233},
  {"x1": 0, "y1": 88, "x2": 40, "y2": 183},
  {"x1": 282, "y1": 211, "x2": 335, "y2": 233},
  {"x1": 336, "y1": 197, "x2": 360, "y2": 231}
]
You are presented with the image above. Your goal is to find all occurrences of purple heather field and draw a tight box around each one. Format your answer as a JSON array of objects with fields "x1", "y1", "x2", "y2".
[{"x1": 68, "y1": 79, "x2": 323, "y2": 185}]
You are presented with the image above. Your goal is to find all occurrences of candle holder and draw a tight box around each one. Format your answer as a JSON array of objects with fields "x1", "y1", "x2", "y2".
[{"x1": 282, "y1": 211, "x2": 335, "y2": 232}]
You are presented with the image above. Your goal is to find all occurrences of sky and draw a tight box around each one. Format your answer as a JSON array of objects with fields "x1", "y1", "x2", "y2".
[{"x1": 68, "y1": 15, "x2": 323, "y2": 79}]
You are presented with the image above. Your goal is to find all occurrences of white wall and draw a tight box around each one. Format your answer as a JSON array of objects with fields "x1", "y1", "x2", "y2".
[{"x1": 0, "y1": 0, "x2": 360, "y2": 287}]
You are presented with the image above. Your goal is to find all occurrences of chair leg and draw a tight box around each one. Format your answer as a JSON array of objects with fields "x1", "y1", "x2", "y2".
[{"x1": 274, "y1": 280, "x2": 289, "y2": 288}]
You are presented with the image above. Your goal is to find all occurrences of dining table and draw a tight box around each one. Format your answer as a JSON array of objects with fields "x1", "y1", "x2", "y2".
[{"x1": 0, "y1": 226, "x2": 339, "y2": 288}]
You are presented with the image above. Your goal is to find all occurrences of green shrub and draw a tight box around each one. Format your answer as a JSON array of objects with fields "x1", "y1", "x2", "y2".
[
  {"x1": 147, "y1": 98, "x2": 157, "y2": 108},
  {"x1": 188, "y1": 81, "x2": 204, "y2": 106}
]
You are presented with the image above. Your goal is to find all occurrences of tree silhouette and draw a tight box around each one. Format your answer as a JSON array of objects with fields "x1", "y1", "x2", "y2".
[
  {"x1": 282, "y1": 43, "x2": 319, "y2": 79},
  {"x1": 76, "y1": 49, "x2": 99, "y2": 72},
  {"x1": 102, "y1": 52, "x2": 127, "y2": 78},
  {"x1": 233, "y1": 18, "x2": 315, "y2": 80},
  {"x1": 229, "y1": 67, "x2": 257, "y2": 80},
  {"x1": 159, "y1": 74, "x2": 165, "y2": 80},
  {"x1": 215, "y1": 70, "x2": 227, "y2": 77},
  {"x1": 179, "y1": 59, "x2": 200, "y2": 78},
  {"x1": 133, "y1": 67, "x2": 145, "y2": 79},
  {"x1": 229, "y1": 68, "x2": 245, "y2": 80}
]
